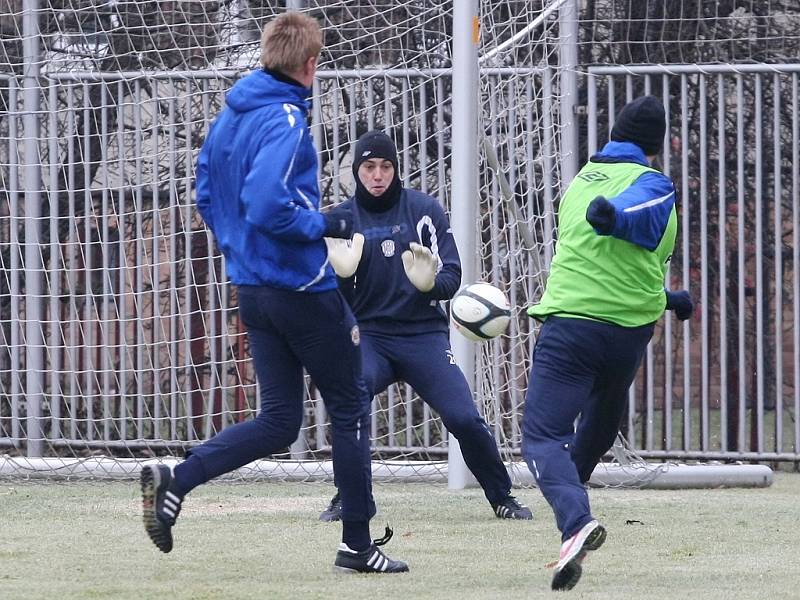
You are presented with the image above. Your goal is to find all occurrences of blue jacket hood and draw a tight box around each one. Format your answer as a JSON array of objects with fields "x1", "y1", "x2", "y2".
[
  {"x1": 225, "y1": 69, "x2": 311, "y2": 113},
  {"x1": 593, "y1": 141, "x2": 650, "y2": 167}
]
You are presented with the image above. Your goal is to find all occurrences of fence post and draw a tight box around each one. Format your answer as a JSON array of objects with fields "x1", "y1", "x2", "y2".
[
  {"x1": 448, "y1": 0, "x2": 480, "y2": 490},
  {"x1": 22, "y1": 0, "x2": 44, "y2": 457},
  {"x1": 559, "y1": 0, "x2": 579, "y2": 184}
]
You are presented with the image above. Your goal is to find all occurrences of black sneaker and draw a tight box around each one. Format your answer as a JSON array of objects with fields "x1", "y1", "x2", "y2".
[
  {"x1": 551, "y1": 520, "x2": 606, "y2": 591},
  {"x1": 492, "y1": 495, "x2": 533, "y2": 520},
  {"x1": 319, "y1": 491, "x2": 342, "y2": 522},
  {"x1": 140, "y1": 464, "x2": 183, "y2": 553},
  {"x1": 333, "y1": 526, "x2": 409, "y2": 574}
]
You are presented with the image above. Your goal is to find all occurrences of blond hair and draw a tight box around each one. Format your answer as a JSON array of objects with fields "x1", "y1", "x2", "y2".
[{"x1": 259, "y1": 12, "x2": 323, "y2": 73}]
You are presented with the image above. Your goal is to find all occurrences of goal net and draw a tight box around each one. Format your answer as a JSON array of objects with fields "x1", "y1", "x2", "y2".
[
  {"x1": 0, "y1": 0, "x2": 568, "y2": 482},
  {"x1": 1, "y1": 1, "x2": 791, "y2": 487}
]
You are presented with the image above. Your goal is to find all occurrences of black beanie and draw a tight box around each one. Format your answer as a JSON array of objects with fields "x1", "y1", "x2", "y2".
[
  {"x1": 352, "y1": 130, "x2": 399, "y2": 174},
  {"x1": 610, "y1": 95, "x2": 667, "y2": 156},
  {"x1": 352, "y1": 130, "x2": 402, "y2": 212}
]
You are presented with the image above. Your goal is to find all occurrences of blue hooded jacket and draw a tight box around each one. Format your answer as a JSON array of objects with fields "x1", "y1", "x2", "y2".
[{"x1": 195, "y1": 69, "x2": 335, "y2": 291}]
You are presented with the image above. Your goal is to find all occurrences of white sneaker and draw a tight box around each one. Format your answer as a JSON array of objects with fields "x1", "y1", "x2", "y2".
[{"x1": 551, "y1": 519, "x2": 606, "y2": 591}]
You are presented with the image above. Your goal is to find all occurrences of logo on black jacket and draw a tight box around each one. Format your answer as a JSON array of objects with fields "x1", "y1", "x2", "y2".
[{"x1": 381, "y1": 239, "x2": 395, "y2": 257}]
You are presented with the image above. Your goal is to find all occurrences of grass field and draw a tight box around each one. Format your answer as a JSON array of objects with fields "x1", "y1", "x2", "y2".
[{"x1": 2, "y1": 474, "x2": 799, "y2": 599}]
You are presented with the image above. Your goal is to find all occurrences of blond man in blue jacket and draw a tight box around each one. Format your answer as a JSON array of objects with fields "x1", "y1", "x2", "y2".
[{"x1": 138, "y1": 12, "x2": 407, "y2": 574}]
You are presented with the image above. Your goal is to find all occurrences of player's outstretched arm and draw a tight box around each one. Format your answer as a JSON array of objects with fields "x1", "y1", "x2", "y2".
[{"x1": 586, "y1": 172, "x2": 675, "y2": 251}]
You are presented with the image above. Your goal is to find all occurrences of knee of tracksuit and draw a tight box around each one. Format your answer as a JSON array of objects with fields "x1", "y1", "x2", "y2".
[
  {"x1": 522, "y1": 425, "x2": 549, "y2": 450},
  {"x1": 443, "y1": 412, "x2": 487, "y2": 440},
  {"x1": 253, "y1": 411, "x2": 303, "y2": 450},
  {"x1": 327, "y1": 401, "x2": 371, "y2": 430},
  {"x1": 522, "y1": 435, "x2": 561, "y2": 469}
]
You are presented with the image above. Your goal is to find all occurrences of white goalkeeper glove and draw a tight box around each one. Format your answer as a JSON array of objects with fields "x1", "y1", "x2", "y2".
[
  {"x1": 401, "y1": 242, "x2": 437, "y2": 293},
  {"x1": 324, "y1": 233, "x2": 364, "y2": 278}
]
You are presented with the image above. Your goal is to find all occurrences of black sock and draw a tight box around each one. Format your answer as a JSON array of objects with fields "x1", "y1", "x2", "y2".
[
  {"x1": 172, "y1": 455, "x2": 206, "y2": 498},
  {"x1": 341, "y1": 520, "x2": 371, "y2": 552}
]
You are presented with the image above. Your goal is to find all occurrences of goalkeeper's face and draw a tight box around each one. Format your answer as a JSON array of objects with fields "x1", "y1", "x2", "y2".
[{"x1": 357, "y1": 159, "x2": 396, "y2": 198}]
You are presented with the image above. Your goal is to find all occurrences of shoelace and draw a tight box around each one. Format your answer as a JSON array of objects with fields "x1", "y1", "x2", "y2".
[{"x1": 372, "y1": 525, "x2": 394, "y2": 547}]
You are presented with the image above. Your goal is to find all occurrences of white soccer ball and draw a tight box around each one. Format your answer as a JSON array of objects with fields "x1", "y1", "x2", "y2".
[{"x1": 450, "y1": 282, "x2": 511, "y2": 342}]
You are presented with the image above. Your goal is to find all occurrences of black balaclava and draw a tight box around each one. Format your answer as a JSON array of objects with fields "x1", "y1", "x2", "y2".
[
  {"x1": 352, "y1": 130, "x2": 402, "y2": 213},
  {"x1": 610, "y1": 95, "x2": 667, "y2": 156}
]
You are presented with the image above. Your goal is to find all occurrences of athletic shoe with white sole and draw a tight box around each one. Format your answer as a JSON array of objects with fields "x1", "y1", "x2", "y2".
[
  {"x1": 333, "y1": 526, "x2": 409, "y2": 574},
  {"x1": 492, "y1": 495, "x2": 533, "y2": 520},
  {"x1": 140, "y1": 464, "x2": 183, "y2": 553},
  {"x1": 551, "y1": 519, "x2": 606, "y2": 591}
]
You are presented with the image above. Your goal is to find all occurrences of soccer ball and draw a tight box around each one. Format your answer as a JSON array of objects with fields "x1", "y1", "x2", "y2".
[{"x1": 450, "y1": 282, "x2": 511, "y2": 342}]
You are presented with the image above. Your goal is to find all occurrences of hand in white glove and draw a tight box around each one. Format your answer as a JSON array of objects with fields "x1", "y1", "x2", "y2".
[
  {"x1": 324, "y1": 233, "x2": 364, "y2": 278},
  {"x1": 401, "y1": 242, "x2": 437, "y2": 292}
]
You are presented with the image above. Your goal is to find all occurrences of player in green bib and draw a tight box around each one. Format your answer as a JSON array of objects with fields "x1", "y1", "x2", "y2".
[{"x1": 522, "y1": 96, "x2": 693, "y2": 591}]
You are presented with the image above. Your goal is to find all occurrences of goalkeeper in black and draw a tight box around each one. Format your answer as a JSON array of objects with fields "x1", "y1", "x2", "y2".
[{"x1": 318, "y1": 130, "x2": 532, "y2": 522}]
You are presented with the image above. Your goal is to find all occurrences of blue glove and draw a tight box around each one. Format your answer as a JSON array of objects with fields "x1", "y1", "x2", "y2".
[
  {"x1": 322, "y1": 205, "x2": 353, "y2": 239},
  {"x1": 585, "y1": 196, "x2": 616, "y2": 235},
  {"x1": 665, "y1": 289, "x2": 693, "y2": 320}
]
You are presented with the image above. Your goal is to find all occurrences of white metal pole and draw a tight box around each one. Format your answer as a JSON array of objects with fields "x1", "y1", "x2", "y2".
[
  {"x1": 558, "y1": 0, "x2": 579, "y2": 184},
  {"x1": 23, "y1": 0, "x2": 44, "y2": 457},
  {"x1": 448, "y1": 0, "x2": 480, "y2": 490}
]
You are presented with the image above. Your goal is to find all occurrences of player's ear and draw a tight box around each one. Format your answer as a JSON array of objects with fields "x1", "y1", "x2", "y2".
[{"x1": 303, "y1": 54, "x2": 318, "y2": 78}]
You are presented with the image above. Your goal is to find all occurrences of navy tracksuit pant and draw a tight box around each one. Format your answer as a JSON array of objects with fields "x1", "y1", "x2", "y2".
[
  {"x1": 360, "y1": 330, "x2": 512, "y2": 505},
  {"x1": 522, "y1": 316, "x2": 653, "y2": 541},
  {"x1": 177, "y1": 286, "x2": 376, "y2": 524}
]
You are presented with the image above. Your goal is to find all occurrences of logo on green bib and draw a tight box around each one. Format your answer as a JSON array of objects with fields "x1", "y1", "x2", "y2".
[{"x1": 577, "y1": 171, "x2": 610, "y2": 182}]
